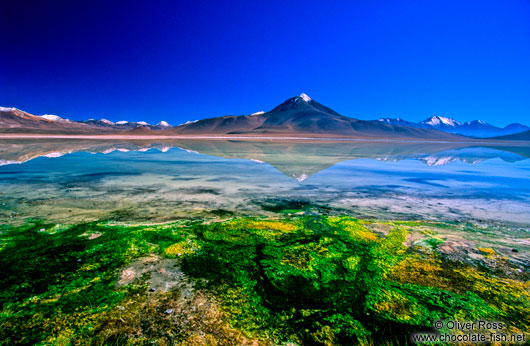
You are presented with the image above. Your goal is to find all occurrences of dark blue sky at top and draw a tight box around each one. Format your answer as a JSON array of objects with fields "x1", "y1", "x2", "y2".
[{"x1": 1, "y1": 0, "x2": 529, "y2": 126}]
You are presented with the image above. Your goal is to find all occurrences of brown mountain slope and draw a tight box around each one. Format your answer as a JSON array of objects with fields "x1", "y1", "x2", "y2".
[
  {"x1": 124, "y1": 126, "x2": 159, "y2": 135},
  {"x1": 171, "y1": 94, "x2": 464, "y2": 139},
  {"x1": 0, "y1": 108, "x2": 115, "y2": 134}
]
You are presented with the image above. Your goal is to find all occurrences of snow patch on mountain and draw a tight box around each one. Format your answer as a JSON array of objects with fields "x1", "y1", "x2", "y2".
[
  {"x1": 380, "y1": 118, "x2": 403, "y2": 122},
  {"x1": 157, "y1": 121, "x2": 171, "y2": 127},
  {"x1": 299, "y1": 93, "x2": 311, "y2": 102},
  {"x1": 116, "y1": 121, "x2": 129, "y2": 125},
  {"x1": 180, "y1": 120, "x2": 199, "y2": 126},
  {"x1": 40, "y1": 114, "x2": 70, "y2": 122},
  {"x1": 422, "y1": 116, "x2": 461, "y2": 127},
  {"x1": 251, "y1": 111, "x2": 265, "y2": 115},
  {"x1": 463, "y1": 120, "x2": 488, "y2": 125},
  {"x1": 378, "y1": 118, "x2": 412, "y2": 125}
]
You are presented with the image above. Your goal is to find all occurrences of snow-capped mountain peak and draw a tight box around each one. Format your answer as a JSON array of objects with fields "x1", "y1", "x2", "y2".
[
  {"x1": 299, "y1": 93, "x2": 312, "y2": 102},
  {"x1": 136, "y1": 121, "x2": 149, "y2": 126},
  {"x1": 157, "y1": 121, "x2": 171, "y2": 127},
  {"x1": 39, "y1": 114, "x2": 71, "y2": 122},
  {"x1": 373, "y1": 116, "x2": 528, "y2": 137},
  {"x1": 40, "y1": 114, "x2": 62, "y2": 121},
  {"x1": 100, "y1": 119, "x2": 114, "y2": 125},
  {"x1": 0, "y1": 107, "x2": 17, "y2": 112},
  {"x1": 116, "y1": 121, "x2": 129, "y2": 125},
  {"x1": 422, "y1": 116, "x2": 461, "y2": 127}
]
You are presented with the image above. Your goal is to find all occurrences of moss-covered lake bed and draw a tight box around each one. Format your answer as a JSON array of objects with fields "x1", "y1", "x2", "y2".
[{"x1": 0, "y1": 214, "x2": 529, "y2": 345}]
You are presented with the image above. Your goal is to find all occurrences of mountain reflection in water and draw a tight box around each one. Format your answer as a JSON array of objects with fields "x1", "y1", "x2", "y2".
[
  {"x1": 1, "y1": 138, "x2": 529, "y2": 179},
  {"x1": 0, "y1": 138, "x2": 529, "y2": 225}
]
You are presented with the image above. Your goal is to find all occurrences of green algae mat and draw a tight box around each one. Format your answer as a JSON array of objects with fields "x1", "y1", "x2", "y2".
[{"x1": 0, "y1": 217, "x2": 528, "y2": 345}]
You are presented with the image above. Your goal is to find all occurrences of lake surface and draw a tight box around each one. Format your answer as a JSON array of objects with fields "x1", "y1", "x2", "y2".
[{"x1": 1, "y1": 138, "x2": 530, "y2": 226}]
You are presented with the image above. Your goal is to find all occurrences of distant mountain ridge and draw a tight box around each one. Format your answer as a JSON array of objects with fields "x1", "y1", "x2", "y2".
[
  {"x1": 379, "y1": 116, "x2": 529, "y2": 138},
  {"x1": 1, "y1": 96, "x2": 529, "y2": 140},
  {"x1": 0, "y1": 107, "x2": 171, "y2": 133},
  {"x1": 77, "y1": 118, "x2": 172, "y2": 130},
  {"x1": 0, "y1": 107, "x2": 108, "y2": 134}
]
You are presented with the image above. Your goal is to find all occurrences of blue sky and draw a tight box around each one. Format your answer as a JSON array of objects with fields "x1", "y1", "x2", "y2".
[{"x1": 1, "y1": 0, "x2": 529, "y2": 126}]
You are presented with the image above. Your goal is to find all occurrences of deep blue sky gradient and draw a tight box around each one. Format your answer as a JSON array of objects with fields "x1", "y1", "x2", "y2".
[{"x1": 1, "y1": 0, "x2": 529, "y2": 126}]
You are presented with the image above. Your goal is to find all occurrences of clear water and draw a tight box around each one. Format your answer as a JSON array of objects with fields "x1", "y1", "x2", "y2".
[{"x1": 0, "y1": 139, "x2": 529, "y2": 225}]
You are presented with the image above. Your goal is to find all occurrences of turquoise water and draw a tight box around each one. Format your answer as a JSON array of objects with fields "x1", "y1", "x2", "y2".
[{"x1": 0, "y1": 139, "x2": 529, "y2": 225}]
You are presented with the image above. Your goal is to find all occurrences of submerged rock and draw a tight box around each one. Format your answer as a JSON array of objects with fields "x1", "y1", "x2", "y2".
[
  {"x1": 118, "y1": 268, "x2": 136, "y2": 285},
  {"x1": 117, "y1": 254, "x2": 193, "y2": 294}
]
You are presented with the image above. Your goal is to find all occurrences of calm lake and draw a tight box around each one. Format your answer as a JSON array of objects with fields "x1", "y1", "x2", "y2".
[{"x1": 1, "y1": 138, "x2": 529, "y2": 226}]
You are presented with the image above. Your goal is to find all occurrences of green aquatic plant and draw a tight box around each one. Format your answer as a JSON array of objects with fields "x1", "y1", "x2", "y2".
[
  {"x1": 181, "y1": 216, "x2": 529, "y2": 344},
  {"x1": 0, "y1": 216, "x2": 528, "y2": 345}
]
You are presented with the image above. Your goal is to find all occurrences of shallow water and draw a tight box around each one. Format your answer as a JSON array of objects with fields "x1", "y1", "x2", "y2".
[{"x1": 0, "y1": 138, "x2": 529, "y2": 225}]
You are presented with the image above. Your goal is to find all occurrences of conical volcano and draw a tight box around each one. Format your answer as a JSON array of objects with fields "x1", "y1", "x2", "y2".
[{"x1": 172, "y1": 94, "x2": 461, "y2": 139}]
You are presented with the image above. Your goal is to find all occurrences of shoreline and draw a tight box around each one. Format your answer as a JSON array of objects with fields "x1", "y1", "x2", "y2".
[{"x1": 0, "y1": 133, "x2": 527, "y2": 145}]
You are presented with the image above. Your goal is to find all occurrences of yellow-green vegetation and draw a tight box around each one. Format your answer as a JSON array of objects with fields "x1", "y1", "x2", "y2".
[
  {"x1": 0, "y1": 216, "x2": 528, "y2": 345},
  {"x1": 164, "y1": 240, "x2": 200, "y2": 257},
  {"x1": 478, "y1": 247, "x2": 497, "y2": 257}
]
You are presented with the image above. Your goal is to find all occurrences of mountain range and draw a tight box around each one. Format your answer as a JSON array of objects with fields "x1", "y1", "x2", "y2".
[
  {"x1": 0, "y1": 107, "x2": 172, "y2": 134},
  {"x1": 170, "y1": 93, "x2": 459, "y2": 139},
  {"x1": 78, "y1": 118, "x2": 172, "y2": 130},
  {"x1": 378, "y1": 116, "x2": 529, "y2": 138},
  {"x1": 1, "y1": 95, "x2": 529, "y2": 140}
]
